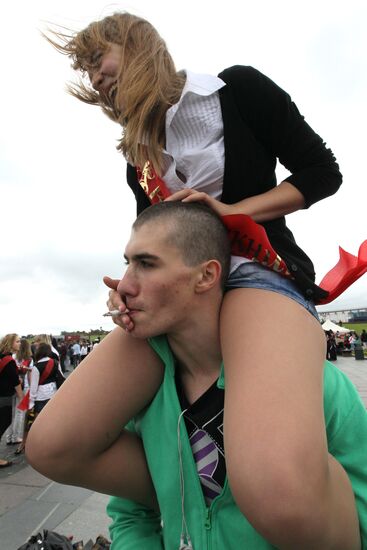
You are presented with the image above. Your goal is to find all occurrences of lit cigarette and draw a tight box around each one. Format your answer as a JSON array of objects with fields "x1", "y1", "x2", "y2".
[{"x1": 103, "y1": 310, "x2": 121, "y2": 317}]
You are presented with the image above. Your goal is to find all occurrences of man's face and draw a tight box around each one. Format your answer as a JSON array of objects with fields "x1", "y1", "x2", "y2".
[{"x1": 117, "y1": 222, "x2": 200, "y2": 339}]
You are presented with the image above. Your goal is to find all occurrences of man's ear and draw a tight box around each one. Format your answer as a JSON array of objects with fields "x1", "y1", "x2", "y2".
[{"x1": 195, "y1": 260, "x2": 222, "y2": 293}]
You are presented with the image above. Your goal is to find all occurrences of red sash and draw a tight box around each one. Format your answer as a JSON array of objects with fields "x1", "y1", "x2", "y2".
[
  {"x1": 17, "y1": 359, "x2": 55, "y2": 411},
  {"x1": 18, "y1": 359, "x2": 32, "y2": 375},
  {"x1": 0, "y1": 356, "x2": 13, "y2": 374},
  {"x1": 136, "y1": 162, "x2": 367, "y2": 305},
  {"x1": 136, "y1": 162, "x2": 171, "y2": 203}
]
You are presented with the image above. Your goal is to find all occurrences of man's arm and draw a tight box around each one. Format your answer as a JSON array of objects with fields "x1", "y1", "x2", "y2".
[
  {"x1": 107, "y1": 496, "x2": 163, "y2": 550},
  {"x1": 325, "y1": 377, "x2": 367, "y2": 547}
]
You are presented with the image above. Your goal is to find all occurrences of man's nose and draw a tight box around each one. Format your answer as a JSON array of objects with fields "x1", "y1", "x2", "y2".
[{"x1": 117, "y1": 268, "x2": 137, "y2": 297}]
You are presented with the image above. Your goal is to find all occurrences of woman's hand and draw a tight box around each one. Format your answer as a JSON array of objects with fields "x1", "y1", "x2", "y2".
[
  {"x1": 165, "y1": 181, "x2": 306, "y2": 223},
  {"x1": 165, "y1": 189, "x2": 235, "y2": 217},
  {"x1": 103, "y1": 276, "x2": 135, "y2": 332}
]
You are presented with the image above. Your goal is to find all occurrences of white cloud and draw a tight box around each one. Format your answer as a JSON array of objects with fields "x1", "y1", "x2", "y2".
[{"x1": 1, "y1": 0, "x2": 366, "y2": 335}]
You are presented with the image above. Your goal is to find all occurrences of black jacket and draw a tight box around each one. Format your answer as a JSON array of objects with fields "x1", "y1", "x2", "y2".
[{"x1": 126, "y1": 66, "x2": 342, "y2": 301}]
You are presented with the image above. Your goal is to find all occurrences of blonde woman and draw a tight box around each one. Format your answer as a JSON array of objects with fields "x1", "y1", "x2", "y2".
[
  {"x1": 6, "y1": 338, "x2": 33, "y2": 447},
  {"x1": 0, "y1": 334, "x2": 23, "y2": 467},
  {"x1": 12, "y1": 339, "x2": 34, "y2": 455},
  {"x1": 40, "y1": 12, "x2": 345, "y2": 538},
  {"x1": 34, "y1": 334, "x2": 60, "y2": 361}
]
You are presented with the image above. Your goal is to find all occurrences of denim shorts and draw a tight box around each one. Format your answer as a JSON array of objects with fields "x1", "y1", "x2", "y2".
[{"x1": 225, "y1": 262, "x2": 319, "y2": 321}]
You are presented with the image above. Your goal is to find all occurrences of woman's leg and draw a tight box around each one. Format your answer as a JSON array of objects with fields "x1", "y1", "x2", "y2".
[
  {"x1": 0, "y1": 404, "x2": 13, "y2": 465},
  {"x1": 26, "y1": 327, "x2": 164, "y2": 489},
  {"x1": 220, "y1": 288, "x2": 359, "y2": 548},
  {"x1": 12, "y1": 398, "x2": 25, "y2": 443},
  {"x1": 4, "y1": 395, "x2": 17, "y2": 443},
  {"x1": 0, "y1": 405, "x2": 13, "y2": 440}
]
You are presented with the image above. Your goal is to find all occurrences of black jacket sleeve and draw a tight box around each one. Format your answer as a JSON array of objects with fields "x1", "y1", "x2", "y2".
[{"x1": 221, "y1": 65, "x2": 342, "y2": 208}]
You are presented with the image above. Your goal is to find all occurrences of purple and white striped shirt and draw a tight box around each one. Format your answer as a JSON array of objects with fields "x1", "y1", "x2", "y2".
[{"x1": 176, "y1": 376, "x2": 225, "y2": 506}]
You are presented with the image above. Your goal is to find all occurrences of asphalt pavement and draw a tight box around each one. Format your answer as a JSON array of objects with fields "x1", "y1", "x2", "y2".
[{"x1": 0, "y1": 354, "x2": 366, "y2": 549}]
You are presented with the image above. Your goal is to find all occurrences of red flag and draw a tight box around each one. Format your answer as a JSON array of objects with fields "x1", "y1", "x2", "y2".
[{"x1": 317, "y1": 241, "x2": 367, "y2": 305}]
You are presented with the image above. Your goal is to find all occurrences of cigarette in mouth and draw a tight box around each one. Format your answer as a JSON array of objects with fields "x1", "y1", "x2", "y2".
[{"x1": 103, "y1": 310, "x2": 122, "y2": 317}]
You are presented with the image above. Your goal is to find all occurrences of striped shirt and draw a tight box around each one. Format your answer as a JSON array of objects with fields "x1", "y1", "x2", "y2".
[{"x1": 176, "y1": 375, "x2": 225, "y2": 506}]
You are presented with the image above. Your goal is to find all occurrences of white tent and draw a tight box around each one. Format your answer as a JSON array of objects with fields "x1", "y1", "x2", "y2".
[{"x1": 321, "y1": 319, "x2": 350, "y2": 334}]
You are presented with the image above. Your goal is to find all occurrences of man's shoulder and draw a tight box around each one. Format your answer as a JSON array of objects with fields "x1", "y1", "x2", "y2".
[
  {"x1": 323, "y1": 360, "x2": 367, "y2": 434},
  {"x1": 147, "y1": 335, "x2": 173, "y2": 365}
]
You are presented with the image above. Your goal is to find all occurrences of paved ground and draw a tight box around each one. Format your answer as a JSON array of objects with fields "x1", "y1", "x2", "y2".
[{"x1": 0, "y1": 354, "x2": 366, "y2": 549}]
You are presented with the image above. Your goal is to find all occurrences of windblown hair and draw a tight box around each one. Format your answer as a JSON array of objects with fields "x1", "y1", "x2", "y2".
[
  {"x1": 16, "y1": 339, "x2": 32, "y2": 362},
  {"x1": 0, "y1": 334, "x2": 18, "y2": 355},
  {"x1": 45, "y1": 12, "x2": 185, "y2": 174},
  {"x1": 133, "y1": 202, "x2": 231, "y2": 288}
]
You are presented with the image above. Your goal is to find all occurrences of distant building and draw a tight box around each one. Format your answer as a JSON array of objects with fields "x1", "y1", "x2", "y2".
[{"x1": 317, "y1": 307, "x2": 367, "y2": 324}]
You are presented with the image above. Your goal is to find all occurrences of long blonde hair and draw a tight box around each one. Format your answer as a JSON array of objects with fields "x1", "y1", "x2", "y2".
[
  {"x1": 16, "y1": 338, "x2": 32, "y2": 362},
  {"x1": 45, "y1": 12, "x2": 185, "y2": 174},
  {"x1": 0, "y1": 334, "x2": 18, "y2": 355},
  {"x1": 34, "y1": 334, "x2": 52, "y2": 346}
]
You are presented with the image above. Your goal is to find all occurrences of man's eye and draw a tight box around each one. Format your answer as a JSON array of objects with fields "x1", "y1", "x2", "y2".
[{"x1": 140, "y1": 260, "x2": 153, "y2": 268}]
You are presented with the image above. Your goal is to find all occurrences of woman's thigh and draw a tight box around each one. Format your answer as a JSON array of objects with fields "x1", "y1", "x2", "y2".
[
  {"x1": 226, "y1": 261, "x2": 319, "y2": 321},
  {"x1": 28, "y1": 328, "x2": 164, "y2": 457},
  {"x1": 220, "y1": 286, "x2": 326, "y2": 518}
]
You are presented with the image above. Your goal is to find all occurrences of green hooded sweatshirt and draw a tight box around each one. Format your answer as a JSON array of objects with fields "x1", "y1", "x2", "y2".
[{"x1": 108, "y1": 335, "x2": 367, "y2": 549}]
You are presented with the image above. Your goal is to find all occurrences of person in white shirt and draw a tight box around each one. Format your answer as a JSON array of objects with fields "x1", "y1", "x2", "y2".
[
  {"x1": 5, "y1": 338, "x2": 31, "y2": 446},
  {"x1": 71, "y1": 342, "x2": 81, "y2": 368},
  {"x1": 29, "y1": 343, "x2": 59, "y2": 414},
  {"x1": 80, "y1": 341, "x2": 88, "y2": 362}
]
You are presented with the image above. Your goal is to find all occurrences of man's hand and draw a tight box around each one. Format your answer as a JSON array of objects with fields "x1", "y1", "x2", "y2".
[{"x1": 103, "y1": 276, "x2": 134, "y2": 332}]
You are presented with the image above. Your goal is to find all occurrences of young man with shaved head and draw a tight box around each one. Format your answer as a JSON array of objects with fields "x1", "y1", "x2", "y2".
[{"x1": 28, "y1": 202, "x2": 366, "y2": 549}]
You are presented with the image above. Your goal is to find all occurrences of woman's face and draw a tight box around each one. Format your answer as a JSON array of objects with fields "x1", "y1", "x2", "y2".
[
  {"x1": 88, "y1": 43, "x2": 123, "y2": 106},
  {"x1": 12, "y1": 335, "x2": 21, "y2": 353}
]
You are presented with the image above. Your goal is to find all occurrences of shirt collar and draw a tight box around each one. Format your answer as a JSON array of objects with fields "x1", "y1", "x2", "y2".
[
  {"x1": 165, "y1": 70, "x2": 226, "y2": 126},
  {"x1": 181, "y1": 70, "x2": 225, "y2": 97}
]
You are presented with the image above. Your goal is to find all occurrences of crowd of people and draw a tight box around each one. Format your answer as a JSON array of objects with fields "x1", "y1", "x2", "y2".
[
  {"x1": 58, "y1": 338, "x2": 100, "y2": 371},
  {"x1": 324, "y1": 329, "x2": 366, "y2": 361},
  {"x1": 0, "y1": 333, "x2": 99, "y2": 468}
]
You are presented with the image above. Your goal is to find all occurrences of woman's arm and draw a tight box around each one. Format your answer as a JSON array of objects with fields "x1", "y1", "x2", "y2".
[
  {"x1": 166, "y1": 181, "x2": 305, "y2": 223},
  {"x1": 226, "y1": 65, "x2": 342, "y2": 208},
  {"x1": 29, "y1": 366, "x2": 39, "y2": 407},
  {"x1": 14, "y1": 383, "x2": 23, "y2": 401}
]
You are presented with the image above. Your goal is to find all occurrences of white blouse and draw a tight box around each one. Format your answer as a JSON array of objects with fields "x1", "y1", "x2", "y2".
[
  {"x1": 162, "y1": 70, "x2": 250, "y2": 273},
  {"x1": 29, "y1": 357, "x2": 57, "y2": 408}
]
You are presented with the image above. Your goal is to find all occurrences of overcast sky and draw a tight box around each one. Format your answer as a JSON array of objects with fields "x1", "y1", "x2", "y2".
[{"x1": 1, "y1": 0, "x2": 366, "y2": 337}]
